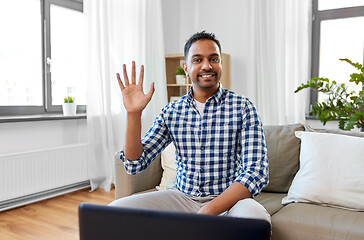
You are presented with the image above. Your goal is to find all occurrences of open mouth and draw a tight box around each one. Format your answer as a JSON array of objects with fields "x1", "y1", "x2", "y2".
[{"x1": 198, "y1": 73, "x2": 216, "y2": 79}]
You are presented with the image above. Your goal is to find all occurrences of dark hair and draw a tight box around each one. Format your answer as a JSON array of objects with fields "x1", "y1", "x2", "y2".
[{"x1": 184, "y1": 31, "x2": 221, "y2": 61}]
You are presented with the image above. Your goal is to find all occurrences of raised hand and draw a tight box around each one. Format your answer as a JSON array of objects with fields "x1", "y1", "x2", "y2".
[{"x1": 116, "y1": 61, "x2": 155, "y2": 114}]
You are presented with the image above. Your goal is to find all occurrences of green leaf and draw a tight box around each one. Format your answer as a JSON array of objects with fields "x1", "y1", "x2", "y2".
[
  {"x1": 338, "y1": 119, "x2": 346, "y2": 130},
  {"x1": 349, "y1": 73, "x2": 364, "y2": 85},
  {"x1": 175, "y1": 67, "x2": 186, "y2": 75},
  {"x1": 339, "y1": 58, "x2": 364, "y2": 73},
  {"x1": 64, "y1": 96, "x2": 75, "y2": 103}
]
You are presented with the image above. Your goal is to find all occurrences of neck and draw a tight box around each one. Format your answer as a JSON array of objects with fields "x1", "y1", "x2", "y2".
[{"x1": 192, "y1": 84, "x2": 219, "y2": 103}]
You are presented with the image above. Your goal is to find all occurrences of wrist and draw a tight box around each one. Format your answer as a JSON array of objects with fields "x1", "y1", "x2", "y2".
[
  {"x1": 127, "y1": 111, "x2": 142, "y2": 118},
  {"x1": 198, "y1": 202, "x2": 219, "y2": 215}
]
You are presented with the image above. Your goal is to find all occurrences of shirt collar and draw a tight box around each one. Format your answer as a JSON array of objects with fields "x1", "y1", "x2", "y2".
[{"x1": 186, "y1": 83, "x2": 225, "y2": 104}]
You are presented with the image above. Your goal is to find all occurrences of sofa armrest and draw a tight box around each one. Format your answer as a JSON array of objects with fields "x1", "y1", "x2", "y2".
[{"x1": 114, "y1": 152, "x2": 163, "y2": 200}]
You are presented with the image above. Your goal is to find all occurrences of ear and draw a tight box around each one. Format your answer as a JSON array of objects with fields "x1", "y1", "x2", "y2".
[{"x1": 182, "y1": 62, "x2": 189, "y2": 77}]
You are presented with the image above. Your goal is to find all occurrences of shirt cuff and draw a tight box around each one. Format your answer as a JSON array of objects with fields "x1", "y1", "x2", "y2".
[
  {"x1": 234, "y1": 173, "x2": 267, "y2": 197},
  {"x1": 119, "y1": 150, "x2": 146, "y2": 175}
]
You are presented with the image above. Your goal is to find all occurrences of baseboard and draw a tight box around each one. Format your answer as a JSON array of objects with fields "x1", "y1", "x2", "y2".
[{"x1": 0, "y1": 180, "x2": 91, "y2": 212}]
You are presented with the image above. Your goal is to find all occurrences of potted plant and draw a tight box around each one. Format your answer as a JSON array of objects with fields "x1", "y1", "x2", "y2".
[
  {"x1": 295, "y1": 58, "x2": 364, "y2": 131},
  {"x1": 63, "y1": 96, "x2": 76, "y2": 116},
  {"x1": 175, "y1": 67, "x2": 186, "y2": 84}
]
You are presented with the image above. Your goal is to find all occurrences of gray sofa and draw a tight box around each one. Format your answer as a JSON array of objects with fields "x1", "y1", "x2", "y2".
[{"x1": 114, "y1": 124, "x2": 364, "y2": 240}]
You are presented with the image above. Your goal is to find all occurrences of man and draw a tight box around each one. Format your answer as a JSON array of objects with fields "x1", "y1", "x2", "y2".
[{"x1": 110, "y1": 31, "x2": 270, "y2": 223}]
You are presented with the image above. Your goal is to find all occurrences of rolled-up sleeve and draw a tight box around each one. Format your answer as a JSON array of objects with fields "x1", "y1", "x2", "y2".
[{"x1": 234, "y1": 99, "x2": 269, "y2": 197}]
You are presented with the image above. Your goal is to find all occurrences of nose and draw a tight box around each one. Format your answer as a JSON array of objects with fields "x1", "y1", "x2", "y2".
[{"x1": 201, "y1": 59, "x2": 212, "y2": 71}]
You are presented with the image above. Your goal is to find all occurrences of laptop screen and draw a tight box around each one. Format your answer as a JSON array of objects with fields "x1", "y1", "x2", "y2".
[{"x1": 79, "y1": 203, "x2": 271, "y2": 240}]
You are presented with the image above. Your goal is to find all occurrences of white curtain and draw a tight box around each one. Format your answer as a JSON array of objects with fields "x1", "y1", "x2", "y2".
[
  {"x1": 84, "y1": 0, "x2": 167, "y2": 191},
  {"x1": 246, "y1": 0, "x2": 312, "y2": 125}
]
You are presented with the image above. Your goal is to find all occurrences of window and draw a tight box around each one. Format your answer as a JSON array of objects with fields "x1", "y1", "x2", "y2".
[
  {"x1": 311, "y1": 0, "x2": 364, "y2": 105},
  {"x1": 48, "y1": 2, "x2": 86, "y2": 107},
  {"x1": 0, "y1": 1, "x2": 43, "y2": 108},
  {"x1": 0, "y1": 0, "x2": 85, "y2": 116}
]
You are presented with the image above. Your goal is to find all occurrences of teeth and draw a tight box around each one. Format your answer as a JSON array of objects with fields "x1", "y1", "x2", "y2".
[{"x1": 201, "y1": 74, "x2": 213, "y2": 77}]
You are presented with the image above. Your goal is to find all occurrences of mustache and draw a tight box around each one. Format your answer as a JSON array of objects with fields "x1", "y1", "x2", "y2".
[{"x1": 198, "y1": 71, "x2": 216, "y2": 75}]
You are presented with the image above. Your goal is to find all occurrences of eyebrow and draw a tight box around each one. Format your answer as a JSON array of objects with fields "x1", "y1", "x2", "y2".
[{"x1": 191, "y1": 53, "x2": 220, "y2": 58}]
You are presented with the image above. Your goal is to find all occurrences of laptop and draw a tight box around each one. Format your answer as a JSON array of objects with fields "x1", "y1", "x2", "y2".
[{"x1": 79, "y1": 203, "x2": 271, "y2": 240}]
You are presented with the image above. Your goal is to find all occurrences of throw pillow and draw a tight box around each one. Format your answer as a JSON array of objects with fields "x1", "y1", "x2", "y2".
[
  {"x1": 282, "y1": 131, "x2": 364, "y2": 211},
  {"x1": 263, "y1": 124, "x2": 304, "y2": 193},
  {"x1": 156, "y1": 143, "x2": 177, "y2": 190}
]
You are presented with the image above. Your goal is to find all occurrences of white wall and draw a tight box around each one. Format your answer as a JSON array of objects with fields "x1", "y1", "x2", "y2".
[
  {"x1": 161, "y1": 0, "x2": 181, "y2": 54},
  {"x1": 0, "y1": 119, "x2": 87, "y2": 156}
]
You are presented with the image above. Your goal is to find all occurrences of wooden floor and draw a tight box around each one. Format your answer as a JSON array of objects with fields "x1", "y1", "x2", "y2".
[{"x1": 0, "y1": 187, "x2": 115, "y2": 240}]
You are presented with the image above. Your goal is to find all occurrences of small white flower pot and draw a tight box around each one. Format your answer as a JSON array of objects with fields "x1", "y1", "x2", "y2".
[
  {"x1": 62, "y1": 102, "x2": 77, "y2": 116},
  {"x1": 176, "y1": 75, "x2": 186, "y2": 84}
]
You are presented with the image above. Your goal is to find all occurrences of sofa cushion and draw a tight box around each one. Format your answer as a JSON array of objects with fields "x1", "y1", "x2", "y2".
[
  {"x1": 272, "y1": 203, "x2": 364, "y2": 240},
  {"x1": 263, "y1": 124, "x2": 304, "y2": 193},
  {"x1": 254, "y1": 192, "x2": 287, "y2": 216},
  {"x1": 156, "y1": 143, "x2": 177, "y2": 190},
  {"x1": 282, "y1": 131, "x2": 364, "y2": 211}
]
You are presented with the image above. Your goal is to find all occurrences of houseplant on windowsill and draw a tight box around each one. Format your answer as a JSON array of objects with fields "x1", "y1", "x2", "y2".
[
  {"x1": 175, "y1": 67, "x2": 186, "y2": 84},
  {"x1": 63, "y1": 96, "x2": 76, "y2": 116},
  {"x1": 295, "y1": 58, "x2": 364, "y2": 131}
]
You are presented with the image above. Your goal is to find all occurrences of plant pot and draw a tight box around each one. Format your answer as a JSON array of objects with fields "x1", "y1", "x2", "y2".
[
  {"x1": 62, "y1": 102, "x2": 77, "y2": 116},
  {"x1": 176, "y1": 75, "x2": 186, "y2": 84}
]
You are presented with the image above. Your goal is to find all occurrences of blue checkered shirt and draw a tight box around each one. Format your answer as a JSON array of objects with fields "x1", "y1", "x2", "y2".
[{"x1": 120, "y1": 85, "x2": 268, "y2": 197}]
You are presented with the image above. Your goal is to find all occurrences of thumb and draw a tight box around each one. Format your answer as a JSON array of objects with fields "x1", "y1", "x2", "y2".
[{"x1": 146, "y1": 82, "x2": 155, "y2": 101}]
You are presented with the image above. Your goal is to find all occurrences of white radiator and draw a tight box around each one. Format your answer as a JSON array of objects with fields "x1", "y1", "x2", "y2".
[{"x1": 0, "y1": 144, "x2": 89, "y2": 203}]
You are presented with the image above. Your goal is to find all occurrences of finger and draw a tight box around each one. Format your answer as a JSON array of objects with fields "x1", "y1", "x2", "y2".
[
  {"x1": 131, "y1": 61, "x2": 136, "y2": 84},
  {"x1": 138, "y1": 65, "x2": 144, "y2": 86},
  {"x1": 123, "y1": 64, "x2": 130, "y2": 86},
  {"x1": 146, "y1": 82, "x2": 155, "y2": 101},
  {"x1": 116, "y1": 73, "x2": 125, "y2": 90}
]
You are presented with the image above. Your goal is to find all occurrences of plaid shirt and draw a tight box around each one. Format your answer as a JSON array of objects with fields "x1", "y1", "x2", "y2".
[{"x1": 120, "y1": 85, "x2": 268, "y2": 197}]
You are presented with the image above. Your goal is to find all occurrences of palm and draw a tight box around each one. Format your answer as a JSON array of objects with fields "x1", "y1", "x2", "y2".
[
  {"x1": 116, "y1": 62, "x2": 155, "y2": 114},
  {"x1": 122, "y1": 84, "x2": 152, "y2": 112}
]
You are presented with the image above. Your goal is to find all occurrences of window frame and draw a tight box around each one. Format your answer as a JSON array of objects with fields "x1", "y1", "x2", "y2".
[
  {"x1": 310, "y1": 0, "x2": 364, "y2": 106},
  {"x1": 0, "y1": 0, "x2": 85, "y2": 116}
]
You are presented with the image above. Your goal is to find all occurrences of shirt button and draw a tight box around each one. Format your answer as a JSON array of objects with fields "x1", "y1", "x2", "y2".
[
  {"x1": 199, "y1": 187, "x2": 202, "y2": 191},
  {"x1": 201, "y1": 146, "x2": 205, "y2": 150},
  {"x1": 200, "y1": 169, "x2": 204, "y2": 172}
]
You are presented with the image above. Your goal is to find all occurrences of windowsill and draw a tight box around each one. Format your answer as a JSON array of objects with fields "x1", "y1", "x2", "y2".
[
  {"x1": 305, "y1": 115, "x2": 321, "y2": 120},
  {"x1": 305, "y1": 115, "x2": 345, "y2": 122},
  {"x1": 0, "y1": 113, "x2": 87, "y2": 123}
]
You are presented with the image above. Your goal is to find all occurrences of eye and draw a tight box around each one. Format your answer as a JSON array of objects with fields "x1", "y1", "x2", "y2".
[
  {"x1": 211, "y1": 57, "x2": 220, "y2": 63},
  {"x1": 192, "y1": 58, "x2": 201, "y2": 63}
]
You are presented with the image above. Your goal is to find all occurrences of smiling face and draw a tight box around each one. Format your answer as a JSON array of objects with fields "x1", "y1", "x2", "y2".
[{"x1": 183, "y1": 39, "x2": 222, "y2": 92}]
